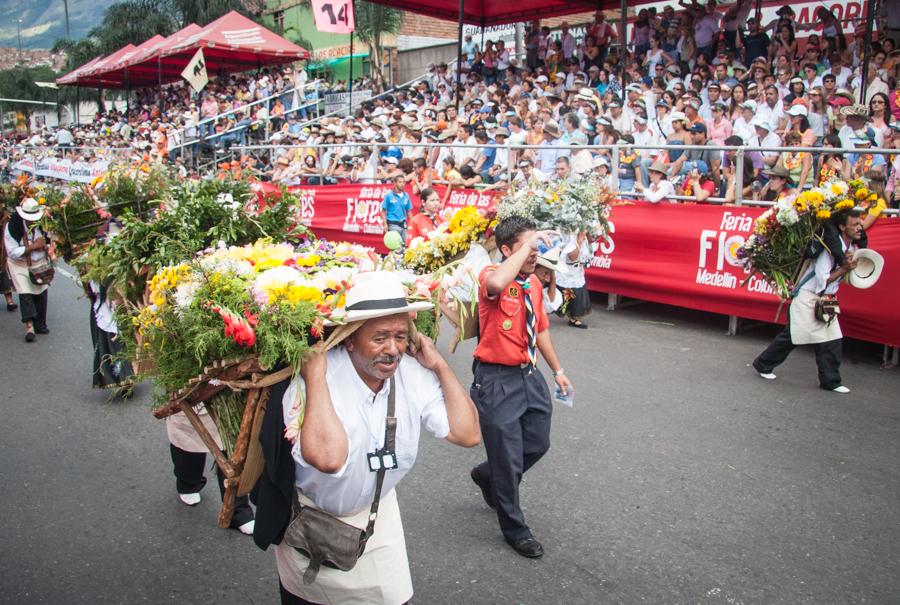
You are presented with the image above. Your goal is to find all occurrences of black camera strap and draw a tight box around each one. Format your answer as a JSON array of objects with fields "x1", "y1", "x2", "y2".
[{"x1": 364, "y1": 376, "x2": 395, "y2": 539}]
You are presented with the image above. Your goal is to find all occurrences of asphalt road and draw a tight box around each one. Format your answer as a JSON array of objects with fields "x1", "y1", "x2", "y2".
[{"x1": 1, "y1": 274, "x2": 898, "y2": 605}]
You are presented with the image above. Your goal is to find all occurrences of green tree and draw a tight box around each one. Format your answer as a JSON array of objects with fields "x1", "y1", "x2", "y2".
[
  {"x1": 88, "y1": 0, "x2": 177, "y2": 55},
  {"x1": 166, "y1": 0, "x2": 256, "y2": 27},
  {"x1": 353, "y1": 0, "x2": 402, "y2": 91}
]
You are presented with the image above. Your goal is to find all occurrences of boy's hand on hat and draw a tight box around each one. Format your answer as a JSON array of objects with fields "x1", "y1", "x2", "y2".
[{"x1": 528, "y1": 229, "x2": 559, "y2": 251}]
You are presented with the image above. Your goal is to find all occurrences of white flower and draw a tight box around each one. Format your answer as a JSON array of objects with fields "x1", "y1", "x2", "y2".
[
  {"x1": 174, "y1": 279, "x2": 201, "y2": 310},
  {"x1": 776, "y1": 205, "x2": 799, "y2": 226}
]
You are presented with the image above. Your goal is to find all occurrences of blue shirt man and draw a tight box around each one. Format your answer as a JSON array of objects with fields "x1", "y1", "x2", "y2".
[{"x1": 382, "y1": 175, "x2": 413, "y2": 244}]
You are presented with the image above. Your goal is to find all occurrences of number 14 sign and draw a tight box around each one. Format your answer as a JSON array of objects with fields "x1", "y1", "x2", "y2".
[{"x1": 311, "y1": 0, "x2": 355, "y2": 34}]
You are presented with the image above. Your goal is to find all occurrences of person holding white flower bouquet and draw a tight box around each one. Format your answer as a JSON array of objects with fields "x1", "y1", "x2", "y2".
[{"x1": 555, "y1": 231, "x2": 594, "y2": 328}]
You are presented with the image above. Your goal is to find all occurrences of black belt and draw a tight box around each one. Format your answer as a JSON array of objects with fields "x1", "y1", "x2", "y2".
[{"x1": 387, "y1": 220, "x2": 406, "y2": 226}]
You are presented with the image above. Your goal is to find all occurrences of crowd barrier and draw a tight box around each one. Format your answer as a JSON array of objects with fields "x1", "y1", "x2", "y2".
[{"x1": 255, "y1": 180, "x2": 900, "y2": 348}]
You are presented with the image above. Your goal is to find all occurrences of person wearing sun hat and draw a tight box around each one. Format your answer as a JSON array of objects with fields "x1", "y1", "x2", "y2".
[
  {"x1": 266, "y1": 270, "x2": 480, "y2": 604},
  {"x1": 4, "y1": 198, "x2": 52, "y2": 342},
  {"x1": 533, "y1": 244, "x2": 566, "y2": 314},
  {"x1": 753, "y1": 209, "x2": 865, "y2": 395},
  {"x1": 636, "y1": 160, "x2": 676, "y2": 203}
]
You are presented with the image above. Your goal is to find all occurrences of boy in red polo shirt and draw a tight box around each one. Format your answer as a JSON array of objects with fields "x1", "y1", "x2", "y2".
[{"x1": 469, "y1": 216, "x2": 573, "y2": 559}]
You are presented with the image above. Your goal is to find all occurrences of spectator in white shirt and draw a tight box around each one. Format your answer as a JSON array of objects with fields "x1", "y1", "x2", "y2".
[
  {"x1": 756, "y1": 85, "x2": 786, "y2": 133},
  {"x1": 637, "y1": 161, "x2": 676, "y2": 203}
]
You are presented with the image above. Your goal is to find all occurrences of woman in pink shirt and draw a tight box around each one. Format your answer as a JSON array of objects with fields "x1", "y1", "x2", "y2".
[{"x1": 707, "y1": 102, "x2": 733, "y2": 146}]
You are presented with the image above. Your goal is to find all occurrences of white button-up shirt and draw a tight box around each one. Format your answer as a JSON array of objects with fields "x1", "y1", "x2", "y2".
[{"x1": 282, "y1": 347, "x2": 450, "y2": 515}]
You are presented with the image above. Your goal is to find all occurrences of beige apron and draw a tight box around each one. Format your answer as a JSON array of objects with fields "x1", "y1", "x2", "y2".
[
  {"x1": 275, "y1": 488, "x2": 413, "y2": 605},
  {"x1": 6, "y1": 256, "x2": 47, "y2": 296},
  {"x1": 790, "y1": 289, "x2": 842, "y2": 345},
  {"x1": 165, "y1": 405, "x2": 224, "y2": 453}
]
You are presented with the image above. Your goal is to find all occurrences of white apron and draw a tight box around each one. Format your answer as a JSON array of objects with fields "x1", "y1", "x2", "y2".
[
  {"x1": 166, "y1": 405, "x2": 224, "y2": 453},
  {"x1": 790, "y1": 289, "x2": 842, "y2": 345},
  {"x1": 275, "y1": 488, "x2": 413, "y2": 605}
]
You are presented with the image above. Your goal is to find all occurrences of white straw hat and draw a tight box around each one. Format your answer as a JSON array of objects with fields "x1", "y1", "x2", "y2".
[
  {"x1": 16, "y1": 198, "x2": 44, "y2": 222},
  {"x1": 848, "y1": 249, "x2": 884, "y2": 289},
  {"x1": 327, "y1": 271, "x2": 433, "y2": 325}
]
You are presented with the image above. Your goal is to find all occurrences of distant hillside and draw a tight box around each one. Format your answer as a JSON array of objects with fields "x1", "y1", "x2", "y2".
[{"x1": 0, "y1": 0, "x2": 117, "y2": 50}]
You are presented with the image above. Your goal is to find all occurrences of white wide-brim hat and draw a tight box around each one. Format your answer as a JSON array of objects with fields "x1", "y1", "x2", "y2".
[
  {"x1": 849, "y1": 249, "x2": 884, "y2": 289},
  {"x1": 536, "y1": 247, "x2": 565, "y2": 272},
  {"x1": 327, "y1": 271, "x2": 433, "y2": 325},
  {"x1": 16, "y1": 198, "x2": 44, "y2": 222}
]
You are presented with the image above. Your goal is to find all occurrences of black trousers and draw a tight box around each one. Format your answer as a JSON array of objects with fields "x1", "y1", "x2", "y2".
[
  {"x1": 19, "y1": 291, "x2": 47, "y2": 328},
  {"x1": 753, "y1": 325, "x2": 843, "y2": 390},
  {"x1": 471, "y1": 361, "x2": 552, "y2": 542},
  {"x1": 169, "y1": 444, "x2": 254, "y2": 527}
]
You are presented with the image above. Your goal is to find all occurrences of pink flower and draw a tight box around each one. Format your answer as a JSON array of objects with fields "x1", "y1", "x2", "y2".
[{"x1": 284, "y1": 424, "x2": 300, "y2": 444}]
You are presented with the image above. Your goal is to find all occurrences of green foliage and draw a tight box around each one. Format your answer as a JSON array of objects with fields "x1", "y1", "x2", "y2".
[
  {"x1": 39, "y1": 186, "x2": 101, "y2": 263},
  {"x1": 78, "y1": 178, "x2": 305, "y2": 306}
]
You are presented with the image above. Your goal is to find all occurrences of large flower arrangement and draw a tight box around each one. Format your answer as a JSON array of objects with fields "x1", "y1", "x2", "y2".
[
  {"x1": 404, "y1": 205, "x2": 496, "y2": 274},
  {"x1": 76, "y1": 178, "x2": 305, "y2": 306},
  {"x1": 737, "y1": 179, "x2": 887, "y2": 299},
  {"x1": 496, "y1": 176, "x2": 612, "y2": 237},
  {"x1": 130, "y1": 239, "x2": 378, "y2": 395}
]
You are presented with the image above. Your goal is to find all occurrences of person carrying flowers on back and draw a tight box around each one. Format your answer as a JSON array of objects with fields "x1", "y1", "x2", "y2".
[
  {"x1": 260, "y1": 271, "x2": 481, "y2": 604},
  {"x1": 469, "y1": 216, "x2": 573, "y2": 559},
  {"x1": 752, "y1": 210, "x2": 864, "y2": 394},
  {"x1": 4, "y1": 198, "x2": 52, "y2": 342}
]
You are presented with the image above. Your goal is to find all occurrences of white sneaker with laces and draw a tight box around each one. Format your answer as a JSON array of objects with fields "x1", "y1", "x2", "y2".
[
  {"x1": 758, "y1": 372, "x2": 776, "y2": 380},
  {"x1": 179, "y1": 492, "x2": 201, "y2": 506},
  {"x1": 832, "y1": 385, "x2": 850, "y2": 394},
  {"x1": 237, "y1": 520, "x2": 255, "y2": 535}
]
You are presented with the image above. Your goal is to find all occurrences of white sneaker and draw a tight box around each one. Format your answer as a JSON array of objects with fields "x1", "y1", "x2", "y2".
[
  {"x1": 832, "y1": 385, "x2": 850, "y2": 394},
  {"x1": 758, "y1": 372, "x2": 776, "y2": 380},
  {"x1": 179, "y1": 492, "x2": 201, "y2": 506},
  {"x1": 237, "y1": 520, "x2": 255, "y2": 535}
]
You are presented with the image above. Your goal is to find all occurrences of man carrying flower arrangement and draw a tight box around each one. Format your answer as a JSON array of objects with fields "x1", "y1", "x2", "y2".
[
  {"x1": 469, "y1": 216, "x2": 573, "y2": 559},
  {"x1": 752, "y1": 210, "x2": 863, "y2": 394},
  {"x1": 269, "y1": 271, "x2": 481, "y2": 604}
]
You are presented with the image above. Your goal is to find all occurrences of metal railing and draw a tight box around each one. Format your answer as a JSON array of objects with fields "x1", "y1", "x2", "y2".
[{"x1": 228, "y1": 141, "x2": 900, "y2": 216}]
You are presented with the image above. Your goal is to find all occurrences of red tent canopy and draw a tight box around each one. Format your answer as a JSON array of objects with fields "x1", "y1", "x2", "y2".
[
  {"x1": 84, "y1": 26, "x2": 204, "y2": 88},
  {"x1": 56, "y1": 55, "x2": 103, "y2": 85},
  {"x1": 163, "y1": 11, "x2": 309, "y2": 67},
  {"x1": 63, "y1": 44, "x2": 138, "y2": 87},
  {"x1": 366, "y1": 0, "x2": 598, "y2": 26},
  {"x1": 58, "y1": 14, "x2": 308, "y2": 88}
]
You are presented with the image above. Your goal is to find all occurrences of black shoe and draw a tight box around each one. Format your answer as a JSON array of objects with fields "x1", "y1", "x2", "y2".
[
  {"x1": 506, "y1": 536, "x2": 544, "y2": 558},
  {"x1": 25, "y1": 331, "x2": 35, "y2": 343},
  {"x1": 35, "y1": 326, "x2": 49, "y2": 335},
  {"x1": 470, "y1": 467, "x2": 495, "y2": 509},
  {"x1": 6, "y1": 302, "x2": 16, "y2": 312}
]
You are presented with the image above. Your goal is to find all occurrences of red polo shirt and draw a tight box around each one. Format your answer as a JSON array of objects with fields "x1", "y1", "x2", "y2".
[{"x1": 473, "y1": 265, "x2": 549, "y2": 366}]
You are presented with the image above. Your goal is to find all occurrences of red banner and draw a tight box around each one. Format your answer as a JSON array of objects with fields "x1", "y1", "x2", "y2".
[
  {"x1": 256, "y1": 182, "x2": 497, "y2": 251},
  {"x1": 586, "y1": 203, "x2": 900, "y2": 347},
  {"x1": 255, "y1": 182, "x2": 900, "y2": 347}
]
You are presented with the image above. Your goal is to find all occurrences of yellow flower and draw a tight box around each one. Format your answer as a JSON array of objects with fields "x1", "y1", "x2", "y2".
[
  {"x1": 830, "y1": 184, "x2": 843, "y2": 196},
  {"x1": 855, "y1": 188, "x2": 869, "y2": 200},
  {"x1": 37, "y1": 197, "x2": 46, "y2": 205},
  {"x1": 816, "y1": 209, "x2": 832, "y2": 220},
  {"x1": 834, "y1": 199, "x2": 854, "y2": 211}
]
